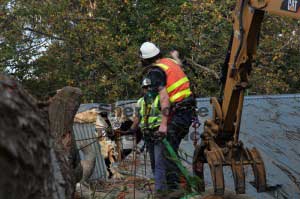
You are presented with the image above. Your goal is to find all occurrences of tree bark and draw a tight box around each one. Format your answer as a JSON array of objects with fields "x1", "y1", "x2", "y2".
[
  {"x1": 48, "y1": 86, "x2": 83, "y2": 198},
  {"x1": 0, "y1": 75, "x2": 83, "y2": 199},
  {"x1": 0, "y1": 75, "x2": 54, "y2": 199}
]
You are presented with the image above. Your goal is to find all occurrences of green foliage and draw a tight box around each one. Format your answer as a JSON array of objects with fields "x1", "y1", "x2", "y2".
[{"x1": 0, "y1": 0, "x2": 299, "y2": 103}]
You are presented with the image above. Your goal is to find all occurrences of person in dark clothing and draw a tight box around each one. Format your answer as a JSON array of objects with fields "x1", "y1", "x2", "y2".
[{"x1": 139, "y1": 42, "x2": 196, "y2": 196}]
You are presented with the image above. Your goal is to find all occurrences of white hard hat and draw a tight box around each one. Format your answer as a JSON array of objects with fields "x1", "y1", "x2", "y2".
[
  {"x1": 141, "y1": 78, "x2": 151, "y2": 88},
  {"x1": 140, "y1": 42, "x2": 160, "y2": 59}
]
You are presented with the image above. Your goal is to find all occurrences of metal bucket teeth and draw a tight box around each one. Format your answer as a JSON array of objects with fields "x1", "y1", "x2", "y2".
[
  {"x1": 193, "y1": 160, "x2": 205, "y2": 192},
  {"x1": 192, "y1": 144, "x2": 205, "y2": 192},
  {"x1": 206, "y1": 150, "x2": 224, "y2": 195},
  {"x1": 248, "y1": 148, "x2": 267, "y2": 192},
  {"x1": 231, "y1": 161, "x2": 245, "y2": 194}
]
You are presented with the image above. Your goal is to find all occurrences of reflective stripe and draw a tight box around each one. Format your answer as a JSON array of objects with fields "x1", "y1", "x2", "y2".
[
  {"x1": 155, "y1": 59, "x2": 178, "y2": 70},
  {"x1": 139, "y1": 96, "x2": 161, "y2": 130},
  {"x1": 152, "y1": 96, "x2": 160, "y2": 110},
  {"x1": 137, "y1": 98, "x2": 143, "y2": 106},
  {"x1": 155, "y1": 63, "x2": 169, "y2": 71},
  {"x1": 155, "y1": 59, "x2": 192, "y2": 103},
  {"x1": 169, "y1": 88, "x2": 192, "y2": 102},
  {"x1": 167, "y1": 77, "x2": 189, "y2": 93},
  {"x1": 167, "y1": 58, "x2": 179, "y2": 64},
  {"x1": 140, "y1": 117, "x2": 161, "y2": 129}
]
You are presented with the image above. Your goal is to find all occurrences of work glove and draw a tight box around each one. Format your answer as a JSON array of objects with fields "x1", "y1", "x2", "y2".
[{"x1": 106, "y1": 127, "x2": 116, "y2": 140}]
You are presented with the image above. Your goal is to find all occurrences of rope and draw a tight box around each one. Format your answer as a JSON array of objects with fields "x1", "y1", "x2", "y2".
[
  {"x1": 191, "y1": 116, "x2": 200, "y2": 147},
  {"x1": 144, "y1": 147, "x2": 147, "y2": 176},
  {"x1": 132, "y1": 133, "x2": 137, "y2": 199},
  {"x1": 77, "y1": 139, "x2": 98, "y2": 151},
  {"x1": 102, "y1": 187, "x2": 120, "y2": 199},
  {"x1": 74, "y1": 128, "x2": 128, "y2": 141}
]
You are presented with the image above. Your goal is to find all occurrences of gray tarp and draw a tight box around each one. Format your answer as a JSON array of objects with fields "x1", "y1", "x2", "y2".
[{"x1": 181, "y1": 94, "x2": 300, "y2": 199}]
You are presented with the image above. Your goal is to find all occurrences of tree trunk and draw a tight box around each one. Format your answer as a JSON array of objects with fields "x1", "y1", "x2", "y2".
[
  {"x1": 0, "y1": 75, "x2": 82, "y2": 199},
  {"x1": 48, "y1": 86, "x2": 83, "y2": 198}
]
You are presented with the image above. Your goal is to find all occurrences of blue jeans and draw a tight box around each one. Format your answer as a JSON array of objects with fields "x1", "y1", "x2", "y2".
[{"x1": 154, "y1": 108, "x2": 193, "y2": 192}]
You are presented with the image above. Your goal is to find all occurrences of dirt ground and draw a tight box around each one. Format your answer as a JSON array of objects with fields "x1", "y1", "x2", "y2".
[{"x1": 75, "y1": 152, "x2": 255, "y2": 199}]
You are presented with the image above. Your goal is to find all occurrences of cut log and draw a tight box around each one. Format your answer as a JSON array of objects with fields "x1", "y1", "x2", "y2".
[
  {"x1": 0, "y1": 75, "x2": 83, "y2": 199},
  {"x1": 48, "y1": 86, "x2": 83, "y2": 198},
  {"x1": 0, "y1": 75, "x2": 55, "y2": 199}
]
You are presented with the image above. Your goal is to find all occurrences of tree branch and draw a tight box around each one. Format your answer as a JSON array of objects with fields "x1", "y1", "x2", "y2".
[
  {"x1": 186, "y1": 57, "x2": 220, "y2": 79},
  {"x1": 63, "y1": 16, "x2": 110, "y2": 22},
  {"x1": 23, "y1": 27, "x2": 64, "y2": 41}
]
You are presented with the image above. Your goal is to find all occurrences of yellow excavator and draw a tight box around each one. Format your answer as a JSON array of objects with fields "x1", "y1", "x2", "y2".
[{"x1": 192, "y1": 0, "x2": 300, "y2": 195}]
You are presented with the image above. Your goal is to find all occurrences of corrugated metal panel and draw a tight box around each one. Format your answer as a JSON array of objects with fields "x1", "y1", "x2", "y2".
[{"x1": 73, "y1": 123, "x2": 107, "y2": 181}]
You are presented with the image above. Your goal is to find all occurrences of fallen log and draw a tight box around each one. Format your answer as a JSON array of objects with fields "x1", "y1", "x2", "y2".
[{"x1": 0, "y1": 74, "x2": 84, "y2": 199}]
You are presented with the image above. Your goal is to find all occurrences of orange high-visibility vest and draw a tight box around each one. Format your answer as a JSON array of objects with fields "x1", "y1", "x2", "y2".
[{"x1": 154, "y1": 58, "x2": 192, "y2": 103}]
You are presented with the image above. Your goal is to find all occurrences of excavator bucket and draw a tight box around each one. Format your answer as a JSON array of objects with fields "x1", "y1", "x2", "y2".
[{"x1": 193, "y1": 138, "x2": 267, "y2": 195}]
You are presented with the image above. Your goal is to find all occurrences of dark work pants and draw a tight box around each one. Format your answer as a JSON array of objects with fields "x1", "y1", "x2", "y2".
[
  {"x1": 154, "y1": 108, "x2": 193, "y2": 192},
  {"x1": 146, "y1": 140, "x2": 155, "y2": 174},
  {"x1": 145, "y1": 128, "x2": 158, "y2": 175}
]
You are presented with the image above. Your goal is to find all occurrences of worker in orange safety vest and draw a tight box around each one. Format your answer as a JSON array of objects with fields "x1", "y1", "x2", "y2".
[{"x1": 139, "y1": 42, "x2": 196, "y2": 197}]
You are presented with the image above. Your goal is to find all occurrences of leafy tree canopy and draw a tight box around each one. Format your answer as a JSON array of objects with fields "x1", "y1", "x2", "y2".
[{"x1": 1, "y1": 0, "x2": 299, "y2": 103}]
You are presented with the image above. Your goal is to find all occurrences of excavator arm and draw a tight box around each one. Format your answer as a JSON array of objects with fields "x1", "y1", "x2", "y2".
[
  {"x1": 193, "y1": 0, "x2": 300, "y2": 195},
  {"x1": 223, "y1": 0, "x2": 300, "y2": 134}
]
